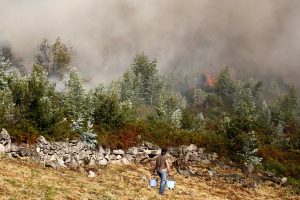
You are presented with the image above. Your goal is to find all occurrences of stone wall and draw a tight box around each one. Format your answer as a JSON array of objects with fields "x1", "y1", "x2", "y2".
[
  {"x1": 0, "y1": 128, "x2": 289, "y2": 187},
  {"x1": 0, "y1": 129, "x2": 218, "y2": 170}
]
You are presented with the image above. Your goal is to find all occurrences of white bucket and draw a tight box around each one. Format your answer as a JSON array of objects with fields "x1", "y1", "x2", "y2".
[
  {"x1": 166, "y1": 180, "x2": 176, "y2": 190},
  {"x1": 149, "y1": 178, "x2": 158, "y2": 187}
]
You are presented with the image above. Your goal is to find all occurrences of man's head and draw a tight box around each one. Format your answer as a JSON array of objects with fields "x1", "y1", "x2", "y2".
[{"x1": 161, "y1": 148, "x2": 167, "y2": 155}]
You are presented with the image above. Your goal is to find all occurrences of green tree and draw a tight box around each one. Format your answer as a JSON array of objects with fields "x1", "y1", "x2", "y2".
[
  {"x1": 131, "y1": 53, "x2": 162, "y2": 105},
  {"x1": 52, "y1": 37, "x2": 71, "y2": 77},
  {"x1": 215, "y1": 67, "x2": 236, "y2": 96}
]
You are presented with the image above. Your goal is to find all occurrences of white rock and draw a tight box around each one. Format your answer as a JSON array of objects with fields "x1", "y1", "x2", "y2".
[
  {"x1": 88, "y1": 170, "x2": 96, "y2": 178},
  {"x1": 281, "y1": 177, "x2": 288, "y2": 185},
  {"x1": 57, "y1": 158, "x2": 66, "y2": 168},
  {"x1": 0, "y1": 144, "x2": 5, "y2": 154},
  {"x1": 37, "y1": 135, "x2": 48, "y2": 144},
  {"x1": 116, "y1": 155, "x2": 122, "y2": 160},
  {"x1": 99, "y1": 159, "x2": 108, "y2": 166},
  {"x1": 121, "y1": 157, "x2": 130, "y2": 165},
  {"x1": 113, "y1": 149, "x2": 125, "y2": 155},
  {"x1": 186, "y1": 144, "x2": 197, "y2": 151},
  {"x1": 126, "y1": 147, "x2": 139, "y2": 155}
]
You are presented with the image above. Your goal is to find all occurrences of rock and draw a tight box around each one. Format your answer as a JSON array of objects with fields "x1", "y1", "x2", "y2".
[
  {"x1": 143, "y1": 141, "x2": 159, "y2": 150},
  {"x1": 0, "y1": 129, "x2": 11, "y2": 152},
  {"x1": 126, "y1": 147, "x2": 139, "y2": 155},
  {"x1": 178, "y1": 169, "x2": 194, "y2": 177},
  {"x1": 113, "y1": 149, "x2": 125, "y2": 155},
  {"x1": 99, "y1": 159, "x2": 108, "y2": 166},
  {"x1": 124, "y1": 154, "x2": 134, "y2": 162},
  {"x1": 208, "y1": 169, "x2": 217, "y2": 177},
  {"x1": 225, "y1": 173, "x2": 244, "y2": 184},
  {"x1": 98, "y1": 146, "x2": 106, "y2": 155},
  {"x1": 19, "y1": 148, "x2": 32, "y2": 157},
  {"x1": 0, "y1": 144, "x2": 5, "y2": 154},
  {"x1": 37, "y1": 135, "x2": 48, "y2": 145},
  {"x1": 150, "y1": 150, "x2": 161, "y2": 156},
  {"x1": 200, "y1": 159, "x2": 211, "y2": 165},
  {"x1": 121, "y1": 157, "x2": 130, "y2": 165},
  {"x1": 281, "y1": 177, "x2": 288, "y2": 185},
  {"x1": 212, "y1": 152, "x2": 218, "y2": 160},
  {"x1": 197, "y1": 147, "x2": 205, "y2": 154},
  {"x1": 105, "y1": 148, "x2": 111, "y2": 156},
  {"x1": 116, "y1": 155, "x2": 122, "y2": 160},
  {"x1": 88, "y1": 170, "x2": 96, "y2": 178},
  {"x1": 57, "y1": 158, "x2": 66, "y2": 168},
  {"x1": 10, "y1": 144, "x2": 20, "y2": 152},
  {"x1": 186, "y1": 144, "x2": 197, "y2": 152}
]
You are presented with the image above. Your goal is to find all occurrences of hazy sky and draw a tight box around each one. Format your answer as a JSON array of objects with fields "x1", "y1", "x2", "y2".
[{"x1": 1, "y1": 0, "x2": 300, "y2": 85}]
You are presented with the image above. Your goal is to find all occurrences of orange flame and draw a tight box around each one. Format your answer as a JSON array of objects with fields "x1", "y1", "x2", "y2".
[{"x1": 206, "y1": 74, "x2": 216, "y2": 87}]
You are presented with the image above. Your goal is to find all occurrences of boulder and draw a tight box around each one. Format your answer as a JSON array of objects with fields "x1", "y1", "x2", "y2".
[
  {"x1": 113, "y1": 149, "x2": 125, "y2": 155},
  {"x1": 37, "y1": 135, "x2": 48, "y2": 145},
  {"x1": 143, "y1": 141, "x2": 159, "y2": 150},
  {"x1": 186, "y1": 144, "x2": 197, "y2": 152},
  {"x1": 126, "y1": 147, "x2": 139, "y2": 155},
  {"x1": 150, "y1": 150, "x2": 161, "y2": 156},
  {"x1": 99, "y1": 159, "x2": 108, "y2": 166},
  {"x1": 281, "y1": 177, "x2": 288, "y2": 185},
  {"x1": 0, "y1": 129, "x2": 11, "y2": 152}
]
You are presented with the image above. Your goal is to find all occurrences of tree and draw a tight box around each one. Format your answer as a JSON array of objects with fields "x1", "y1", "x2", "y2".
[
  {"x1": 194, "y1": 88, "x2": 207, "y2": 106},
  {"x1": 258, "y1": 100, "x2": 272, "y2": 129},
  {"x1": 64, "y1": 68, "x2": 97, "y2": 147},
  {"x1": 233, "y1": 82, "x2": 257, "y2": 122},
  {"x1": 26, "y1": 65, "x2": 59, "y2": 130},
  {"x1": 52, "y1": 37, "x2": 71, "y2": 77},
  {"x1": 0, "y1": 88, "x2": 15, "y2": 127},
  {"x1": 131, "y1": 53, "x2": 162, "y2": 105},
  {"x1": 35, "y1": 39, "x2": 53, "y2": 74},
  {"x1": 35, "y1": 37, "x2": 71, "y2": 78},
  {"x1": 215, "y1": 67, "x2": 236, "y2": 96}
]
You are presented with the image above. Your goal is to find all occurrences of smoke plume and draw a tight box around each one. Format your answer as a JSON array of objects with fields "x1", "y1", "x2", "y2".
[{"x1": 1, "y1": 0, "x2": 300, "y2": 86}]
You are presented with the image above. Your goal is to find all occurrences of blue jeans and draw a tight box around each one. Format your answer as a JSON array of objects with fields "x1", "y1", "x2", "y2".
[{"x1": 157, "y1": 171, "x2": 167, "y2": 195}]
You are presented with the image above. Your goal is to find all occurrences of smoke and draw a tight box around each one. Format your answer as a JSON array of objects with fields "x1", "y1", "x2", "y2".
[{"x1": 1, "y1": 0, "x2": 300, "y2": 86}]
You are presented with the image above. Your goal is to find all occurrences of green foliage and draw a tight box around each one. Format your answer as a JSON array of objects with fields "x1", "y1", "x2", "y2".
[
  {"x1": 35, "y1": 37, "x2": 71, "y2": 78},
  {"x1": 130, "y1": 53, "x2": 163, "y2": 105},
  {"x1": 215, "y1": 67, "x2": 236, "y2": 96}
]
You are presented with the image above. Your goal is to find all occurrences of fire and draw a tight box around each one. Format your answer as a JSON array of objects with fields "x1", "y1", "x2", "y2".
[{"x1": 206, "y1": 74, "x2": 216, "y2": 87}]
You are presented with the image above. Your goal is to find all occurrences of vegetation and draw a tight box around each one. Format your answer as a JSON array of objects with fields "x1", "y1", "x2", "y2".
[{"x1": 0, "y1": 41, "x2": 300, "y2": 190}]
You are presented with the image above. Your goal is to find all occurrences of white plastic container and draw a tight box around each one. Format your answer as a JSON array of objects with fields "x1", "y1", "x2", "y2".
[
  {"x1": 149, "y1": 178, "x2": 158, "y2": 187},
  {"x1": 166, "y1": 180, "x2": 176, "y2": 190}
]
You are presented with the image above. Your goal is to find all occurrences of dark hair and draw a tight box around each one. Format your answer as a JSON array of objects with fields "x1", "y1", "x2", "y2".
[{"x1": 161, "y1": 148, "x2": 167, "y2": 155}]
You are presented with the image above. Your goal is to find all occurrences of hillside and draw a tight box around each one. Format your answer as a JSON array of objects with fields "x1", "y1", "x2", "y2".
[{"x1": 0, "y1": 156, "x2": 298, "y2": 200}]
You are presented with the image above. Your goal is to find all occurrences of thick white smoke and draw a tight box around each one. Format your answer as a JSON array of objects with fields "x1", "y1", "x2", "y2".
[{"x1": 1, "y1": 0, "x2": 300, "y2": 85}]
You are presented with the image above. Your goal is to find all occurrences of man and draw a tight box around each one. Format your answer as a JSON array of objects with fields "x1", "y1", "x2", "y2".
[{"x1": 152, "y1": 148, "x2": 172, "y2": 195}]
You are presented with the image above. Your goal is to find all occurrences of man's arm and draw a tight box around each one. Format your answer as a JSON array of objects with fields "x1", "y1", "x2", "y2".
[
  {"x1": 152, "y1": 159, "x2": 157, "y2": 174},
  {"x1": 166, "y1": 159, "x2": 172, "y2": 176}
]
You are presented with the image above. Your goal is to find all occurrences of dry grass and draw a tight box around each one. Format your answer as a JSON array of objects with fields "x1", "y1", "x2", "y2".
[{"x1": 0, "y1": 155, "x2": 298, "y2": 200}]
